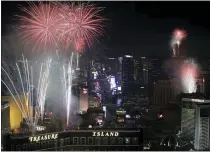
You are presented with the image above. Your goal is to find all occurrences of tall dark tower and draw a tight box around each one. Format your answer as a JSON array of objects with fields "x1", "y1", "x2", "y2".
[{"x1": 122, "y1": 55, "x2": 135, "y2": 96}]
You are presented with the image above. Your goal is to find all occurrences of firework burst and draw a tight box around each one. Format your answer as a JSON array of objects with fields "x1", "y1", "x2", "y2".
[
  {"x1": 181, "y1": 58, "x2": 198, "y2": 93},
  {"x1": 173, "y1": 29, "x2": 187, "y2": 43},
  {"x1": 171, "y1": 28, "x2": 188, "y2": 57},
  {"x1": 17, "y1": 2, "x2": 63, "y2": 51},
  {"x1": 59, "y1": 2, "x2": 105, "y2": 52},
  {"x1": 17, "y1": 2, "x2": 105, "y2": 53}
]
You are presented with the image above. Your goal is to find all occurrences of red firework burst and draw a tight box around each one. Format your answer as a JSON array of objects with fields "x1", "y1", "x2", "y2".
[
  {"x1": 75, "y1": 39, "x2": 85, "y2": 52},
  {"x1": 59, "y1": 3, "x2": 104, "y2": 52},
  {"x1": 173, "y1": 28, "x2": 187, "y2": 41},
  {"x1": 17, "y1": 2, "x2": 63, "y2": 51},
  {"x1": 183, "y1": 65, "x2": 196, "y2": 77}
]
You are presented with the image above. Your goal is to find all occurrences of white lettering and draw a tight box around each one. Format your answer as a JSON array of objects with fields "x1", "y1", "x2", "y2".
[
  {"x1": 29, "y1": 137, "x2": 33, "y2": 142},
  {"x1": 29, "y1": 133, "x2": 58, "y2": 142},
  {"x1": 92, "y1": 132, "x2": 96, "y2": 136},
  {"x1": 41, "y1": 136, "x2": 44, "y2": 140},
  {"x1": 92, "y1": 132, "x2": 119, "y2": 137},
  {"x1": 44, "y1": 135, "x2": 47, "y2": 140},
  {"x1": 54, "y1": 134, "x2": 58, "y2": 139},
  {"x1": 37, "y1": 136, "x2": 40, "y2": 142}
]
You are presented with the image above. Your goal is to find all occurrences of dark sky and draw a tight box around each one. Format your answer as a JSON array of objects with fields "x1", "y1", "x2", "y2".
[{"x1": 2, "y1": 1, "x2": 210, "y2": 57}]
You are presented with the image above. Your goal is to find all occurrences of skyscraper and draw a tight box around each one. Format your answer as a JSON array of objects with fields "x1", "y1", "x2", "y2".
[
  {"x1": 181, "y1": 95, "x2": 210, "y2": 150},
  {"x1": 142, "y1": 57, "x2": 149, "y2": 85},
  {"x1": 154, "y1": 78, "x2": 181, "y2": 107},
  {"x1": 122, "y1": 55, "x2": 135, "y2": 96},
  {"x1": 148, "y1": 57, "x2": 164, "y2": 100},
  {"x1": 148, "y1": 57, "x2": 163, "y2": 84}
]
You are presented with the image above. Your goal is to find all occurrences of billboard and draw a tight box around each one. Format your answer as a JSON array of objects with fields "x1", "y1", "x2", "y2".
[{"x1": 110, "y1": 76, "x2": 116, "y2": 90}]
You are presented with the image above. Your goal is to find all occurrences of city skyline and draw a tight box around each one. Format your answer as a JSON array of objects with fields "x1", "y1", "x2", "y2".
[{"x1": 1, "y1": 1, "x2": 210, "y2": 151}]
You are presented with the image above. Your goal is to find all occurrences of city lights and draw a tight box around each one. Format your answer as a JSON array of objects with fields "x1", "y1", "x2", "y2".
[{"x1": 2, "y1": 1, "x2": 210, "y2": 151}]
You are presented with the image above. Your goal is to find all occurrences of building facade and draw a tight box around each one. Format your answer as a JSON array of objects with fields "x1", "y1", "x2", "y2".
[
  {"x1": 154, "y1": 78, "x2": 181, "y2": 107},
  {"x1": 122, "y1": 55, "x2": 135, "y2": 96},
  {"x1": 181, "y1": 97, "x2": 210, "y2": 150}
]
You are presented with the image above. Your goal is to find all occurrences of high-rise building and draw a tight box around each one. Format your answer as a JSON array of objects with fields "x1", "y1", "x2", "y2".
[
  {"x1": 134, "y1": 59, "x2": 141, "y2": 84},
  {"x1": 148, "y1": 57, "x2": 163, "y2": 84},
  {"x1": 122, "y1": 55, "x2": 135, "y2": 95},
  {"x1": 142, "y1": 57, "x2": 149, "y2": 85},
  {"x1": 118, "y1": 57, "x2": 123, "y2": 86},
  {"x1": 154, "y1": 78, "x2": 181, "y2": 107},
  {"x1": 181, "y1": 95, "x2": 210, "y2": 150},
  {"x1": 148, "y1": 57, "x2": 164, "y2": 99},
  {"x1": 106, "y1": 57, "x2": 120, "y2": 76},
  {"x1": 88, "y1": 59, "x2": 110, "y2": 102}
]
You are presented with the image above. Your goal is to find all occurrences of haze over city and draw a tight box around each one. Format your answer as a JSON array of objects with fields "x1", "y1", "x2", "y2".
[{"x1": 1, "y1": 1, "x2": 210, "y2": 151}]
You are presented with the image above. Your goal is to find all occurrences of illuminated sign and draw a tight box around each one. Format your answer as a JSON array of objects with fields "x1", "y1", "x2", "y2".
[
  {"x1": 29, "y1": 133, "x2": 58, "y2": 142},
  {"x1": 116, "y1": 109, "x2": 126, "y2": 115},
  {"x1": 110, "y1": 76, "x2": 116, "y2": 89},
  {"x1": 103, "y1": 106, "x2": 107, "y2": 118},
  {"x1": 117, "y1": 87, "x2": 121, "y2": 91},
  {"x1": 92, "y1": 132, "x2": 119, "y2": 137},
  {"x1": 36, "y1": 126, "x2": 46, "y2": 131},
  {"x1": 125, "y1": 55, "x2": 133, "y2": 58}
]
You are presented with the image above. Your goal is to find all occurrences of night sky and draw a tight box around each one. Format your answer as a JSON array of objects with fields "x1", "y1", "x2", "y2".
[{"x1": 2, "y1": 1, "x2": 210, "y2": 57}]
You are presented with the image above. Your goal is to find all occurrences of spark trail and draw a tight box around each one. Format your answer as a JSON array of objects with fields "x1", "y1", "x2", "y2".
[
  {"x1": 17, "y1": 2, "x2": 63, "y2": 51},
  {"x1": 1, "y1": 55, "x2": 51, "y2": 134},
  {"x1": 17, "y1": 2, "x2": 105, "y2": 53},
  {"x1": 62, "y1": 52, "x2": 75, "y2": 127},
  {"x1": 58, "y1": 2, "x2": 105, "y2": 69},
  {"x1": 17, "y1": 2, "x2": 105, "y2": 127},
  {"x1": 181, "y1": 59, "x2": 198, "y2": 93},
  {"x1": 171, "y1": 28, "x2": 187, "y2": 57}
]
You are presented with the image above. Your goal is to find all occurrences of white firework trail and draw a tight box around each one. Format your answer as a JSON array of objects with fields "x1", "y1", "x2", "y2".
[
  {"x1": 62, "y1": 52, "x2": 75, "y2": 126},
  {"x1": 182, "y1": 71, "x2": 197, "y2": 93},
  {"x1": 171, "y1": 29, "x2": 187, "y2": 57},
  {"x1": 1, "y1": 55, "x2": 51, "y2": 134},
  {"x1": 181, "y1": 59, "x2": 198, "y2": 93}
]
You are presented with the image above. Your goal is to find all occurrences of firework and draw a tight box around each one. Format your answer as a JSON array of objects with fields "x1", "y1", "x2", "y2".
[
  {"x1": 59, "y1": 3, "x2": 104, "y2": 70},
  {"x1": 2, "y1": 55, "x2": 51, "y2": 134},
  {"x1": 62, "y1": 52, "x2": 75, "y2": 126},
  {"x1": 17, "y1": 2, "x2": 105, "y2": 53},
  {"x1": 17, "y1": 2, "x2": 63, "y2": 51},
  {"x1": 171, "y1": 28, "x2": 188, "y2": 57},
  {"x1": 181, "y1": 59, "x2": 198, "y2": 93},
  {"x1": 173, "y1": 29, "x2": 187, "y2": 42},
  {"x1": 59, "y1": 2, "x2": 104, "y2": 51}
]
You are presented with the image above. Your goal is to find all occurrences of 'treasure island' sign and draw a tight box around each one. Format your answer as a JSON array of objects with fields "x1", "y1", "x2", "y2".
[
  {"x1": 29, "y1": 133, "x2": 58, "y2": 142},
  {"x1": 28, "y1": 131, "x2": 123, "y2": 142},
  {"x1": 92, "y1": 132, "x2": 119, "y2": 137}
]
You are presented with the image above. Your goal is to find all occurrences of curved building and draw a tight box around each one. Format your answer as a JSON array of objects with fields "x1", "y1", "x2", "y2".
[{"x1": 1, "y1": 94, "x2": 32, "y2": 132}]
